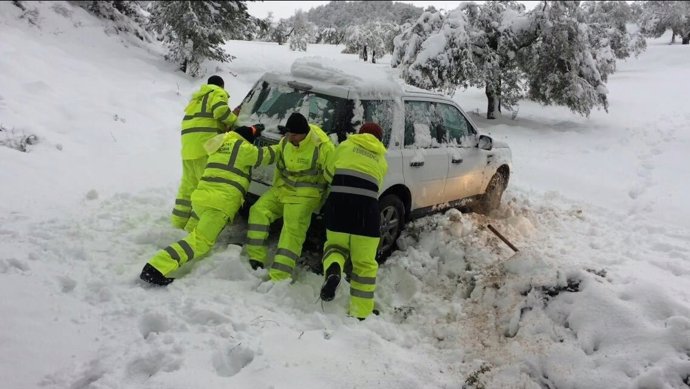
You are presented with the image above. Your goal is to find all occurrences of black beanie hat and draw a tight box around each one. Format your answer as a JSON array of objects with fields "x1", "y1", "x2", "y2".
[
  {"x1": 285, "y1": 112, "x2": 310, "y2": 134},
  {"x1": 207, "y1": 75, "x2": 224, "y2": 88},
  {"x1": 233, "y1": 126, "x2": 257, "y2": 143}
]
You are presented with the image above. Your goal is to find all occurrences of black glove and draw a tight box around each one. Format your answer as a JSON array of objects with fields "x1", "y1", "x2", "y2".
[{"x1": 253, "y1": 123, "x2": 265, "y2": 134}]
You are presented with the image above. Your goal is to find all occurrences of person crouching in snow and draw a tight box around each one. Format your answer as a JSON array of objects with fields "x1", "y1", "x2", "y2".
[
  {"x1": 319, "y1": 123, "x2": 388, "y2": 320},
  {"x1": 140, "y1": 124, "x2": 278, "y2": 286}
]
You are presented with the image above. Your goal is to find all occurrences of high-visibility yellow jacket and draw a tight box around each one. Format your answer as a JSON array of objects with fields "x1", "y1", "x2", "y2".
[
  {"x1": 323, "y1": 133, "x2": 388, "y2": 237},
  {"x1": 181, "y1": 84, "x2": 237, "y2": 160},
  {"x1": 273, "y1": 124, "x2": 335, "y2": 203},
  {"x1": 324, "y1": 133, "x2": 388, "y2": 192},
  {"x1": 191, "y1": 131, "x2": 278, "y2": 212}
]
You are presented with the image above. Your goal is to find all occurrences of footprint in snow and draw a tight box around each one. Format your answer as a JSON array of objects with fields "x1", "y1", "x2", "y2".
[
  {"x1": 56, "y1": 275, "x2": 77, "y2": 293},
  {"x1": 0, "y1": 258, "x2": 31, "y2": 273},
  {"x1": 126, "y1": 351, "x2": 182, "y2": 381},
  {"x1": 138, "y1": 312, "x2": 171, "y2": 339},
  {"x1": 212, "y1": 344, "x2": 255, "y2": 377}
]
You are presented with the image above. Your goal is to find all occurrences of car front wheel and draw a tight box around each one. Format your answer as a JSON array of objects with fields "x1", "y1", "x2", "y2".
[
  {"x1": 477, "y1": 172, "x2": 507, "y2": 214},
  {"x1": 377, "y1": 194, "x2": 405, "y2": 262}
]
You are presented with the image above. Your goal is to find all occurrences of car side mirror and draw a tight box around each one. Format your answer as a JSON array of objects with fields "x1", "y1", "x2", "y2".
[{"x1": 478, "y1": 135, "x2": 493, "y2": 151}]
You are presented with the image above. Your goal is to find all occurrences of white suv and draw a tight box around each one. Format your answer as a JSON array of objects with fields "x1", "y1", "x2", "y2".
[{"x1": 235, "y1": 59, "x2": 512, "y2": 259}]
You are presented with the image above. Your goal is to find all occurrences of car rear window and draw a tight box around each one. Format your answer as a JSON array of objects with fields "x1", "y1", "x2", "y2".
[{"x1": 237, "y1": 80, "x2": 348, "y2": 136}]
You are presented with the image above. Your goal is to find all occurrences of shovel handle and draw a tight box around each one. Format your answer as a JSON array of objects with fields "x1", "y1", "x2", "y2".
[{"x1": 487, "y1": 224, "x2": 519, "y2": 253}]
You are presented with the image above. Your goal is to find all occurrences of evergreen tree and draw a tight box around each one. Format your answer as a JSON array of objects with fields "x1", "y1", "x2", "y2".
[
  {"x1": 344, "y1": 21, "x2": 397, "y2": 63},
  {"x1": 523, "y1": 1, "x2": 612, "y2": 117},
  {"x1": 393, "y1": 1, "x2": 624, "y2": 119},
  {"x1": 256, "y1": 12, "x2": 274, "y2": 41},
  {"x1": 150, "y1": 1, "x2": 251, "y2": 76},
  {"x1": 582, "y1": 1, "x2": 646, "y2": 59},
  {"x1": 638, "y1": 1, "x2": 690, "y2": 44},
  {"x1": 271, "y1": 19, "x2": 292, "y2": 46},
  {"x1": 288, "y1": 10, "x2": 311, "y2": 51},
  {"x1": 317, "y1": 27, "x2": 344, "y2": 45},
  {"x1": 76, "y1": 0, "x2": 151, "y2": 42}
]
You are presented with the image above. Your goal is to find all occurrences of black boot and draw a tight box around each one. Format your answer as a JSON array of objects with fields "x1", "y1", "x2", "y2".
[
  {"x1": 357, "y1": 309, "x2": 380, "y2": 321},
  {"x1": 320, "y1": 263, "x2": 341, "y2": 301},
  {"x1": 140, "y1": 263, "x2": 174, "y2": 286},
  {"x1": 249, "y1": 259, "x2": 264, "y2": 270}
]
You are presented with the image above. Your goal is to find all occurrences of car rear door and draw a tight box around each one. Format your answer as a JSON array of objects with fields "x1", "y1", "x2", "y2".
[{"x1": 401, "y1": 100, "x2": 449, "y2": 209}]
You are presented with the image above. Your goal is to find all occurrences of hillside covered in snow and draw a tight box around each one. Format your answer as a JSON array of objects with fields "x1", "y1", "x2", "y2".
[{"x1": 1, "y1": 2, "x2": 690, "y2": 389}]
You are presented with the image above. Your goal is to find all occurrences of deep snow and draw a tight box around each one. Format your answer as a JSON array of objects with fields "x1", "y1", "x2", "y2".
[{"x1": 1, "y1": 2, "x2": 690, "y2": 389}]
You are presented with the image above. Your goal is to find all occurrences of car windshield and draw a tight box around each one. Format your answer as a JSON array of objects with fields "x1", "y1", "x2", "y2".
[{"x1": 237, "y1": 80, "x2": 348, "y2": 137}]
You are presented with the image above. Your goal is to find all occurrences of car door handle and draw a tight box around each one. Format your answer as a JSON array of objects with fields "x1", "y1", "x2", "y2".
[
  {"x1": 451, "y1": 158, "x2": 463, "y2": 164},
  {"x1": 410, "y1": 161, "x2": 424, "y2": 167}
]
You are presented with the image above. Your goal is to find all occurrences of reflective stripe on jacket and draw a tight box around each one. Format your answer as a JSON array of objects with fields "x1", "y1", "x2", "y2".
[
  {"x1": 191, "y1": 132, "x2": 278, "y2": 211},
  {"x1": 325, "y1": 133, "x2": 388, "y2": 196},
  {"x1": 273, "y1": 124, "x2": 334, "y2": 202},
  {"x1": 323, "y1": 133, "x2": 388, "y2": 237},
  {"x1": 181, "y1": 84, "x2": 238, "y2": 160}
]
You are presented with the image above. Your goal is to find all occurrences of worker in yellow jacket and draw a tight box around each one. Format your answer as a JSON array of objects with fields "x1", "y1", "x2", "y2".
[
  {"x1": 171, "y1": 75, "x2": 239, "y2": 231},
  {"x1": 141, "y1": 124, "x2": 278, "y2": 285},
  {"x1": 319, "y1": 123, "x2": 388, "y2": 320},
  {"x1": 245, "y1": 112, "x2": 334, "y2": 282}
]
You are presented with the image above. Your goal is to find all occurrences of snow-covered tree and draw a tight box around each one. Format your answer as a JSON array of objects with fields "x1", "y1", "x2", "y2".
[
  {"x1": 317, "y1": 27, "x2": 344, "y2": 45},
  {"x1": 522, "y1": 1, "x2": 612, "y2": 117},
  {"x1": 392, "y1": 3, "x2": 528, "y2": 119},
  {"x1": 638, "y1": 1, "x2": 690, "y2": 44},
  {"x1": 150, "y1": 1, "x2": 251, "y2": 76},
  {"x1": 390, "y1": 10, "x2": 447, "y2": 68},
  {"x1": 348, "y1": 21, "x2": 398, "y2": 63},
  {"x1": 271, "y1": 19, "x2": 292, "y2": 46},
  {"x1": 462, "y1": 1, "x2": 531, "y2": 118},
  {"x1": 343, "y1": 21, "x2": 393, "y2": 63},
  {"x1": 76, "y1": 1, "x2": 151, "y2": 42},
  {"x1": 582, "y1": 1, "x2": 646, "y2": 59},
  {"x1": 305, "y1": 1, "x2": 422, "y2": 31},
  {"x1": 393, "y1": 1, "x2": 622, "y2": 119},
  {"x1": 254, "y1": 13, "x2": 274, "y2": 42},
  {"x1": 288, "y1": 10, "x2": 311, "y2": 51}
]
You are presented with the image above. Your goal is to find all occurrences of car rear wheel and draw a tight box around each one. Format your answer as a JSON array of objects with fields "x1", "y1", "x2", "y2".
[{"x1": 377, "y1": 194, "x2": 405, "y2": 263}]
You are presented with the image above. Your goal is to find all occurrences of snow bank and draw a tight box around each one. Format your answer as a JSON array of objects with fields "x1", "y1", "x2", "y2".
[{"x1": 2, "y1": 2, "x2": 690, "y2": 389}]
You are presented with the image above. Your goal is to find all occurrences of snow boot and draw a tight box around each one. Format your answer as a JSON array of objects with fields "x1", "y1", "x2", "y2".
[
  {"x1": 249, "y1": 259, "x2": 264, "y2": 270},
  {"x1": 357, "y1": 309, "x2": 380, "y2": 321},
  {"x1": 140, "y1": 263, "x2": 174, "y2": 286},
  {"x1": 320, "y1": 263, "x2": 341, "y2": 301}
]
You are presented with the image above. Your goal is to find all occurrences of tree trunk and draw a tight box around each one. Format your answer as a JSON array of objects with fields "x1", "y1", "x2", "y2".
[
  {"x1": 372, "y1": 50, "x2": 376, "y2": 63},
  {"x1": 362, "y1": 46, "x2": 368, "y2": 62},
  {"x1": 497, "y1": 78, "x2": 502, "y2": 113},
  {"x1": 683, "y1": 33, "x2": 690, "y2": 45},
  {"x1": 180, "y1": 59, "x2": 187, "y2": 74},
  {"x1": 671, "y1": 29, "x2": 676, "y2": 44},
  {"x1": 485, "y1": 84, "x2": 499, "y2": 120}
]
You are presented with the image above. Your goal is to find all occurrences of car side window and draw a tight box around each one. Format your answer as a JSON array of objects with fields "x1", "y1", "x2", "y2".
[
  {"x1": 307, "y1": 95, "x2": 337, "y2": 134},
  {"x1": 404, "y1": 101, "x2": 444, "y2": 148},
  {"x1": 437, "y1": 104, "x2": 465, "y2": 144},
  {"x1": 361, "y1": 100, "x2": 394, "y2": 146},
  {"x1": 437, "y1": 103, "x2": 475, "y2": 145}
]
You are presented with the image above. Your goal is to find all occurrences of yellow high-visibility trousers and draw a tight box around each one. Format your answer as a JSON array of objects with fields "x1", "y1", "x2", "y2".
[
  {"x1": 150, "y1": 205, "x2": 232, "y2": 276},
  {"x1": 322, "y1": 229, "x2": 380, "y2": 319},
  {"x1": 246, "y1": 188, "x2": 320, "y2": 281},
  {"x1": 170, "y1": 157, "x2": 207, "y2": 230}
]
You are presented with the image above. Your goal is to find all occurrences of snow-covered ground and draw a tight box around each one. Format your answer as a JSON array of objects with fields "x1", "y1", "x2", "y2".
[{"x1": 2, "y1": 2, "x2": 690, "y2": 388}]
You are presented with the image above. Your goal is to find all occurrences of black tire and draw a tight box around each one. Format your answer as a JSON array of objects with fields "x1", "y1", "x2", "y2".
[
  {"x1": 477, "y1": 172, "x2": 507, "y2": 215},
  {"x1": 377, "y1": 194, "x2": 405, "y2": 263}
]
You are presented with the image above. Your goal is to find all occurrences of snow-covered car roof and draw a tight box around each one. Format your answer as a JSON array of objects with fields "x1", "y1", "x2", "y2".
[{"x1": 262, "y1": 56, "x2": 445, "y2": 101}]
